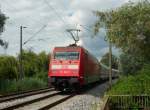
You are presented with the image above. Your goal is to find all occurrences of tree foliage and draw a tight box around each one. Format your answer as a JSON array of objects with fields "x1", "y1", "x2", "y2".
[
  {"x1": 120, "y1": 53, "x2": 144, "y2": 74},
  {"x1": 0, "y1": 51, "x2": 49, "y2": 94},
  {"x1": 0, "y1": 9, "x2": 7, "y2": 46},
  {"x1": 94, "y1": 0, "x2": 150, "y2": 73},
  {"x1": 108, "y1": 63, "x2": 150, "y2": 95},
  {"x1": 22, "y1": 50, "x2": 49, "y2": 77},
  {"x1": 0, "y1": 56, "x2": 18, "y2": 80},
  {"x1": 0, "y1": 50, "x2": 50, "y2": 80},
  {"x1": 100, "y1": 53, "x2": 118, "y2": 69},
  {"x1": 0, "y1": 10, "x2": 6, "y2": 34}
]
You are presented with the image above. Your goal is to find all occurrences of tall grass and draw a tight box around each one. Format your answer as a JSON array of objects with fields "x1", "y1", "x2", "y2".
[{"x1": 0, "y1": 77, "x2": 47, "y2": 95}]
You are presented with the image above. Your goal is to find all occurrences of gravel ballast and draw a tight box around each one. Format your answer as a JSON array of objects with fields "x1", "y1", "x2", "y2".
[
  {"x1": 0, "y1": 91, "x2": 58, "y2": 109},
  {"x1": 50, "y1": 81, "x2": 116, "y2": 110}
]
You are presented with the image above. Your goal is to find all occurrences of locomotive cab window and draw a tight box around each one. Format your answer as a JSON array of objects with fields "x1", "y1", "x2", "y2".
[{"x1": 54, "y1": 52, "x2": 79, "y2": 60}]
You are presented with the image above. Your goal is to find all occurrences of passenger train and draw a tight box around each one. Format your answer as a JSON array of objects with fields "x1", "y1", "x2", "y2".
[{"x1": 48, "y1": 45, "x2": 116, "y2": 91}]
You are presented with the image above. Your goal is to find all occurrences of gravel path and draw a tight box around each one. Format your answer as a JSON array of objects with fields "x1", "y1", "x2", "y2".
[{"x1": 50, "y1": 80, "x2": 117, "y2": 110}]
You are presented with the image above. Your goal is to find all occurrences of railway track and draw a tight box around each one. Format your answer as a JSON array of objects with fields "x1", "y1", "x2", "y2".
[
  {"x1": 0, "y1": 88, "x2": 54, "y2": 103},
  {"x1": 16, "y1": 93, "x2": 75, "y2": 110},
  {"x1": 0, "y1": 87, "x2": 49, "y2": 98},
  {"x1": 0, "y1": 88, "x2": 60, "y2": 110},
  {"x1": 0, "y1": 81, "x2": 110, "y2": 110},
  {"x1": 0, "y1": 88, "x2": 75, "y2": 110}
]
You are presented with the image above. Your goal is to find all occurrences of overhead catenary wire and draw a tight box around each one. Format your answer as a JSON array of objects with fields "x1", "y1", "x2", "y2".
[
  {"x1": 79, "y1": 24, "x2": 95, "y2": 37},
  {"x1": 2, "y1": 0, "x2": 67, "y2": 41},
  {"x1": 43, "y1": 0, "x2": 74, "y2": 39},
  {"x1": 1, "y1": 0, "x2": 51, "y2": 44},
  {"x1": 43, "y1": 0, "x2": 67, "y2": 27},
  {"x1": 4, "y1": 0, "x2": 81, "y2": 47},
  {"x1": 23, "y1": 25, "x2": 47, "y2": 45},
  {"x1": 23, "y1": 0, "x2": 73, "y2": 45},
  {"x1": 80, "y1": 24, "x2": 92, "y2": 32}
]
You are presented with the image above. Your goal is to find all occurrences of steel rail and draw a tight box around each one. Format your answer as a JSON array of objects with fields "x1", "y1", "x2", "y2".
[
  {"x1": 38, "y1": 94, "x2": 76, "y2": 110},
  {"x1": 0, "y1": 92, "x2": 61, "y2": 110},
  {"x1": 0, "y1": 87, "x2": 50, "y2": 98},
  {"x1": 0, "y1": 88, "x2": 54, "y2": 103}
]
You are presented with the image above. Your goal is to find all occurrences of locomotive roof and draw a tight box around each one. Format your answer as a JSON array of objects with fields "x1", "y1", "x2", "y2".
[{"x1": 54, "y1": 46, "x2": 84, "y2": 50}]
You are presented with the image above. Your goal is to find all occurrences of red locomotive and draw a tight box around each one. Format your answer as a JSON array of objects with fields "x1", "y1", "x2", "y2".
[{"x1": 48, "y1": 45, "x2": 101, "y2": 91}]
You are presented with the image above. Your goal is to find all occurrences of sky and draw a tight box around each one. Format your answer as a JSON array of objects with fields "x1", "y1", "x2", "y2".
[{"x1": 0, "y1": 0, "x2": 132, "y2": 59}]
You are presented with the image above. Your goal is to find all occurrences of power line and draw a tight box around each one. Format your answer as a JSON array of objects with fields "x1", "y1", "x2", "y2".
[
  {"x1": 24, "y1": 0, "x2": 75, "y2": 43},
  {"x1": 80, "y1": 24, "x2": 95, "y2": 37},
  {"x1": 44, "y1": 0, "x2": 67, "y2": 27},
  {"x1": 23, "y1": 25, "x2": 47, "y2": 45},
  {"x1": 43, "y1": 0, "x2": 76, "y2": 39},
  {"x1": 80, "y1": 24, "x2": 92, "y2": 32}
]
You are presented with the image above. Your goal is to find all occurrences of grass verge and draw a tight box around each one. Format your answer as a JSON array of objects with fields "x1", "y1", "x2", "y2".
[
  {"x1": 108, "y1": 64, "x2": 150, "y2": 95},
  {"x1": 0, "y1": 77, "x2": 47, "y2": 95}
]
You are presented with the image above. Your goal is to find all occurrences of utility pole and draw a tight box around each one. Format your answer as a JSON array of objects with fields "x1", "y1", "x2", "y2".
[
  {"x1": 19, "y1": 26, "x2": 26, "y2": 80},
  {"x1": 109, "y1": 41, "x2": 112, "y2": 88},
  {"x1": 104, "y1": 28, "x2": 113, "y2": 88}
]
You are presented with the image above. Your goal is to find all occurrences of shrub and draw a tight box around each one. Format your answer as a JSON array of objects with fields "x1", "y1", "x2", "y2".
[
  {"x1": 108, "y1": 63, "x2": 150, "y2": 95},
  {"x1": 34, "y1": 71, "x2": 48, "y2": 82},
  {"x1": 0, "y1": 77, "x2": 47, "y2": 94},
  {"x1": 0, "y1": 56, "x2": 18, "y2": 80}
]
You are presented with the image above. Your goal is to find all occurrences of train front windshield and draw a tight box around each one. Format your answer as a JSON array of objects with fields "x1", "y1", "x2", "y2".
[{"x1": 54, "y1": 52, "x2": 79, "y2": 60}]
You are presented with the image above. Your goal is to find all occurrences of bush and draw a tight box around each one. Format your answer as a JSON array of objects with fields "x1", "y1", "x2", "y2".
[
  {"x1": 0, "y1": 77, "x2": 47, "y2": 94},
  {"x1": 22, "y1": 50, "x2": 49, "y2": 77},
  {"x1": 34, "y1": 71, "x2": 48, "y2": 82},
  {"x1": 0, "y1": 56, "x2": 18, "y2": 80},
  {"x1": 0, "y1": 50, "x2": 49, "y2": 94},
  {"x1": 120, "y1": 53, "x2": 144, "y2": 75},
  {"x1": 108, "y1": 63, "x2": 150, "y2": 95}
]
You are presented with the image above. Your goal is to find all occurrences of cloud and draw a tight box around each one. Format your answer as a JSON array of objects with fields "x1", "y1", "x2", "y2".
[{"x1": 0, "y1": 0, "x2": 129, "y2": 57}]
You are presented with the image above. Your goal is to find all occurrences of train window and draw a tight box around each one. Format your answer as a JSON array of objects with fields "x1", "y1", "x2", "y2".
[
  {"x1": 54, "y1": 52, "x2": 79, "y2": 60},
  {"x1": 54, "y1": 52, "x2": 66, "y2": 60}
]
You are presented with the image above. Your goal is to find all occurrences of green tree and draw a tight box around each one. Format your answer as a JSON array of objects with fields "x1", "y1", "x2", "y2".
[
  {"x1": 22, "y1": 50, "x2": 38, "y2": 77},
  {"x1": 35, "y1": 51, "x2": 49, "y2": 81},
  {"x1": 20, "y1": 50, "x2": 49, "y2": 78},
  {"x1": 120, "y1": 53, "x2": 144, "y2": 74},
  {"x1": 0, "y1": 56, "x2": 18, "y2": 80},
  {"x1": 94, "y1": 0, "x2": 150, "y2": 73},
  {"x1": 100, "y1": 53, "x2": 118, "y2": 69},
  {"x1": 37, "y1": 51, "x2": 49, "y2": 72},
  {"x1": 0, "y1": 9, "x2": 7, "y2": 46}
]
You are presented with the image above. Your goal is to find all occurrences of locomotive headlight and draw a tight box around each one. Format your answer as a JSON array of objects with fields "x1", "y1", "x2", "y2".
[{"x1": 68, "y1": 65, "x2": 79, "y2": 69}]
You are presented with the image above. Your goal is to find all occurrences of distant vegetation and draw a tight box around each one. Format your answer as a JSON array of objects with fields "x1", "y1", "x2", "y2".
[
  {"x1": 94, "y1": 0, "x2": 150, "y2": 74},
  {"x1": 0, "y1": 8, "x2": 50, "y2": 94},
  {"x1": 0, "y1": 50, "x2": 49, "y2": 94},
  {"x1": 100, "y1": 52, "x2": 118, "y2": 69},
  {"x1": 94, "y1": 0, "x2": 150, "y2": 95}
]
